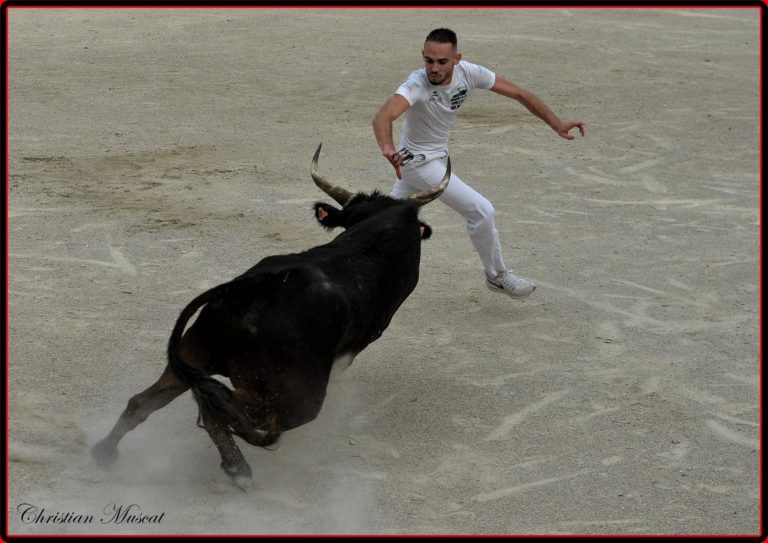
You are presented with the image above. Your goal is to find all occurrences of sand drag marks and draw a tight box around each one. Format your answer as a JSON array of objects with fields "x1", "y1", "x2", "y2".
[
  {"x1": 534, "y1": 274, "x2": 758, "y2": 451},
  {"x1": 11, "y1": 244, "x2": 138, "y2": 276},
  {"x1": 384, "y1": 255, "x2": 758, "y2": 532},
  {"x1": 374, "y1": 226, "x2": 756, "y2": 532},
  {"x1": 539, "y1": 276, "x2": 755, "y2": 337},
  {"x1": 705, "y1": 420, "x2": 758, "y2": 450},
  {"x1": 473, "y1": 468, "x2": 592, "y2": 503},
  {"x1": 485, "y1": 389, "x2": 571, "y2": 441}
]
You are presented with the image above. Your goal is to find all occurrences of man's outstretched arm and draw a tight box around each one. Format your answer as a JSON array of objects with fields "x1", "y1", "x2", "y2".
[
  {"x1": 373, "y1": 94, "x2": 411, "y2": 179},
  {"x1": 491, "y1": 76, "x2": 585, "y2": 140}
]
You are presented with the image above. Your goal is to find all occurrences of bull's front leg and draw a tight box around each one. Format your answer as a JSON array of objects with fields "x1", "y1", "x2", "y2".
[
  {"x1": 231, "y1": 388, "x2": 283, "y2": 450},
  {"x1": 91, "y1": 365, "x2": 189, "y2": 466}
]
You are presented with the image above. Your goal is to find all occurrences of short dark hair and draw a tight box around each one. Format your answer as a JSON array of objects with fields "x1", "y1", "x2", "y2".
[{"x1": 425, "y1": 28, "x2": 457, "y2": 49}]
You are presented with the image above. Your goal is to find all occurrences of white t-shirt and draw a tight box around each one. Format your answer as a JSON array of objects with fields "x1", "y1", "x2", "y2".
[{"x1": 396, "y1": 60, "x2": 496, "y2": 155}]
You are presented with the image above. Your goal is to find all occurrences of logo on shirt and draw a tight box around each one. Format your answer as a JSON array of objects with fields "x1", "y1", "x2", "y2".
[
  {"x1": 428, "y1": 90, "x2": 440, "y2": 103},
  {"x1": 450, "y1": 85, "x2": 468, "y2": 110}
]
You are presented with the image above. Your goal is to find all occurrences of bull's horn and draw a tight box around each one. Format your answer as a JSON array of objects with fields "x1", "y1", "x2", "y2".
[
  {"x1": 405, "y1": 156, "x2": 451, "y2": 206},
  {"x1": 311, "y1": 143, "x2": 354, "y2": 206}
]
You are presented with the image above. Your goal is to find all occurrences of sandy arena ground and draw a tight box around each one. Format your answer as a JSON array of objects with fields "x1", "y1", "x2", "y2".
[{"x1": 7, "y1": 7, "x2": 761, "y2": 536}]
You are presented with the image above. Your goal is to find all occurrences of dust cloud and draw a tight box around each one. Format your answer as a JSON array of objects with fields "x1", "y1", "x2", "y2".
[{"x1": 9, "y1": 372, "x2": 383, "y2": 535}]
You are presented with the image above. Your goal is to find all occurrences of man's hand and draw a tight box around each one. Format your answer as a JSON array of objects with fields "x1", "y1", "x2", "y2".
[
  {"x1": 382, "y1": 145, "x2": 405, "y2": 180},
  {"x1": 555, "y1": 120, "x2": 586, "y2": 140}
]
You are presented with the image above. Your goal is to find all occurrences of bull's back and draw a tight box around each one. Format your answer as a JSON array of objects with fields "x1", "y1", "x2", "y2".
[{"x1": 180, "y1": 268, "x2": 350, "y2": 374}]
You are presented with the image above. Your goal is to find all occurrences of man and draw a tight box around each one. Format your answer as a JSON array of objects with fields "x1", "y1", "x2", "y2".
[{"x1": 373, "y1": 28, "x2": 585, "y2": 299}]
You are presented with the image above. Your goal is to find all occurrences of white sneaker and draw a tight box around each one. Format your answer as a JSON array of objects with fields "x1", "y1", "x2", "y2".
[{"x1": 486, "y1": 270, "x2": 536, "y2": 299}]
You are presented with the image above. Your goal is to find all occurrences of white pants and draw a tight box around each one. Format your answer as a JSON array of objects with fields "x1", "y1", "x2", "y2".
[{"x1": 390, "y1": 156, "x2": 506, "y2": 278}]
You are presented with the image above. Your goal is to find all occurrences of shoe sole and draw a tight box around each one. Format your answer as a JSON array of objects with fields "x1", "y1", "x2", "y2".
[{"x1": 486, "y1": 281, "x2": 536, "y2": 299}]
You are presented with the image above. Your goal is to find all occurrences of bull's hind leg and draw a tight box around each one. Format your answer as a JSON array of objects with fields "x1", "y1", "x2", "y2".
[
  {"x1": 197, "y1": 406, "x2": 254, "y2": 491},
  {"x1": 91, "y1": 366, "x2": 189, "y2": 466},
  {"x1": 196, "y1": 387, "x2": 284, "y2": 491}
]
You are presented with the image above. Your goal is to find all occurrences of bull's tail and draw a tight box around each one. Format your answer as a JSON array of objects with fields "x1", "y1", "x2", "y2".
[{"x1": 166, "y1": 278, "x2": 275, "y2": 444}]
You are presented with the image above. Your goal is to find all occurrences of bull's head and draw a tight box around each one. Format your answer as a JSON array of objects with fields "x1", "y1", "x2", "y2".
[{"x1": 311, "y1": 143, "x2": 450, "y2": 239}]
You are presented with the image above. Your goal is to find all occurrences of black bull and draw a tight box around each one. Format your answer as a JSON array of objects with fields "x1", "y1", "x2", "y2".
[{"x1": 91, "y1": 144, "x2": 451, "y2": 490}]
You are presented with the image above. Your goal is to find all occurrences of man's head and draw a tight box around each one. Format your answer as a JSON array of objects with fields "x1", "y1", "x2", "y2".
[{"x1": 423, "y1": 28, "x2": 461, "y2": 86}]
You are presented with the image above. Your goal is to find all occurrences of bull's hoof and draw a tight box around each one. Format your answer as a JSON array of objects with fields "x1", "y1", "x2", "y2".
[
  {"x1": 91, "y1": 439, "x2": 119, "y2": 467},
  {"x1": 263, "y1": 433, "x2": 283, "y2": 451},
  {"x1": 232, "y1": 474, "x2": 253, "y2": 492},
  {"x1": 222, "y1": 461, "x2": 253, "y2": 492}
]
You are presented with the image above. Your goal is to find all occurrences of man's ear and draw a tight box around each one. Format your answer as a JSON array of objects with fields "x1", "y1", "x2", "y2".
[
  {"x1": 314, "y1": 202, "x2": 344, "y2": 229},
  {"x1": 454, "y1": 52, "x2": 462, "y2": 65}
]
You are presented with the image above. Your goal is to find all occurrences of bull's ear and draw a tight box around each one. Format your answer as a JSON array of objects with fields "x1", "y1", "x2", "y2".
[{"x1": 314, "y1": 202, "x2": 344, "y2": 229}]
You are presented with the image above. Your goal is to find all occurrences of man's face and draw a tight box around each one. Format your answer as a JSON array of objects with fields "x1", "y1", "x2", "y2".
[{"x1": 422, "y1": 40, "x2": 461, "y2": 86}]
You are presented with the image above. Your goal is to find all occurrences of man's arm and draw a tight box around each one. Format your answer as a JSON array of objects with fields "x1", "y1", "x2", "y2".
[
  {"x1": 372, "y1": 94, "x2": 411, "y2": 179},
  {"x1": 490, "y1": 76, "x2": 585, "y2": 140}
]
